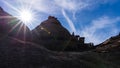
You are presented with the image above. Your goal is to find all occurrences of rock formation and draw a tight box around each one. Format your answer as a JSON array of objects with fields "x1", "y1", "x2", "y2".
[
  {"x1": 96, "y1": 34, "x2": 120, "y2": 52},
  {"x1": 32, "y1": 16, "x2": 71, "y2": 51},
  {"x1": 32, "y1": 16, "x2": 94, "y2": 51}
]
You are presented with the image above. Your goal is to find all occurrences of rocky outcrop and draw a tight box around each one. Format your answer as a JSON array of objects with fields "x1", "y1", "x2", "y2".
[
  {"x1": 0, "y1": 7, "x2": 32, "y2": 41},
  {"x1": 32, "y1": 16, "x2": 94, "y2": 51},
  {"x1": 96, "y1": 34, "x2": 120, "y2": 52},
  {"x1": 32, "y1": 16, "x2": 71, "y2": 51}
]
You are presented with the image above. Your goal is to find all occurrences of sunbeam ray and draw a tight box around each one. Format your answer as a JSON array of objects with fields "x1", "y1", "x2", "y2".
[
  {"x1": 16, "y1": 22, "x2": 24, "y2": 36},
  {"x1": 3, "y1": 1, "x2": 20, "y2": 13},
  {"x1": 9, "y1": 20, "x2": 22, "y2": 33},
  {"x1": 0, "y1": 16, "x2": 15, "y2": 19}
]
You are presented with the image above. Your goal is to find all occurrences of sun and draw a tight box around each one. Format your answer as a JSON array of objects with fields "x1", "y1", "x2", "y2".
[
  {"x1": 18, "y1": 9, "x2": 33, "y2": 24},
  {"x1": 3, "y1": 0, "x2": 39, "y2": 29}
]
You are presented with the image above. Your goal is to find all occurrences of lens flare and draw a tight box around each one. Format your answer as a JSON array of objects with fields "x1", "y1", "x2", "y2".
[
  {"x1": 18, "y1": 9, "x2": 33, "y2": 24},
  {"x1": 2, "y1": 0, "x2": 38, "y2": 41}
]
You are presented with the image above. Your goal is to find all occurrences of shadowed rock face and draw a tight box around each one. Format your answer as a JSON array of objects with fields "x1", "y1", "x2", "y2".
[
  {"x1": 32, "y1": 16, "x2": 94, "y2": 51},
  {"x1": 0, "y1": 35, "x2": 120, "y2": 68},
  {"x1": 32, "y1": 16, "x2": 71, "y2": 50},
  {"x1": 0, "y1": 7, "x2": 32, "y2": 41},
  {"x1": 33, "y1": 16, "x2": 71, "y2": 39},
  {"x1": 96, "y1": 34, "x2": 120, "y2": 52},
  {"x1": 41, "y1": 16, "x2": 70, "y2": 39}
]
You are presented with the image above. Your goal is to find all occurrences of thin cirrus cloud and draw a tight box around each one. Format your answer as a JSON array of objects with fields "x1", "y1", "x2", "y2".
[
  {"x1": 62, "y1": 9, "x2": 76, "y2": 33},
  {"x1": 81, "y1": 16, "x2": 120, "y2": 45},
  {"x1": 2, "y1": 0, "x2": 116, "y2": 32},
  {"x1": 54, "y1": 0, "x2": 90, "y2": 33},
  {"x1": 54, "y1": 0, "x2": 118, "y2": 34},
  {"x1": 54, "y1": 0, "x2": 89, "y2": 11}
]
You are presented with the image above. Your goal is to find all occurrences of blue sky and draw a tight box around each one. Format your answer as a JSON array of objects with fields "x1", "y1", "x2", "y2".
[{"x1": 0, "y1": 0, "x2": 120, "y2": 45}]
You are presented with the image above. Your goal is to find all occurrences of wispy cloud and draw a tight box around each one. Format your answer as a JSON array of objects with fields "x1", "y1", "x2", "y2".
[
  {"x1": 81, "y1": 16, "x2": 120, "y2": 45},
  {"x1": 54, "y1": 0, "x2": 119, "y2": 34},
  {"x1": 54, "y1": 0, "x2": 89, "y2": 11},
  {"x1": 54, "y1": 0, "x2": 89, "y2": 20},
  {"x1": 2, "y1": 0, "x2": 118, "y2": 30},
  {"x1": 54, "y1": 0, "x2": 118, "y2": 12},
  {"x1": 62, "y1": 9, "x2": 76, "y2": 33}
]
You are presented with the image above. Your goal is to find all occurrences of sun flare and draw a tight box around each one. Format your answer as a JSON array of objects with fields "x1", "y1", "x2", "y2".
[
  {"x1": 18, "y1": 10, "x2": 33, "y2": 24},
  {"x1": 3, "y1": 0, "x2": 39, "y2": 30}
]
